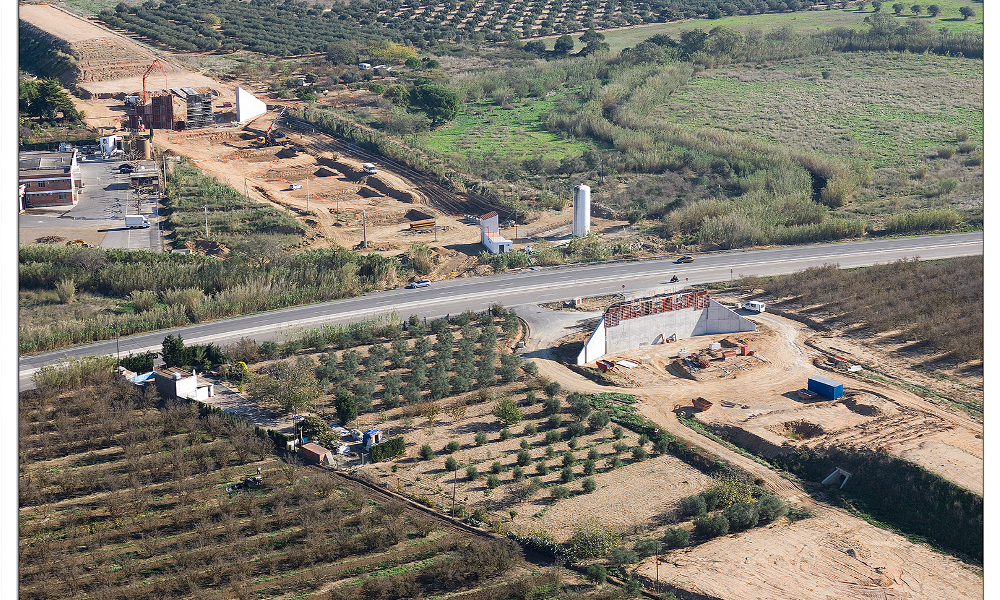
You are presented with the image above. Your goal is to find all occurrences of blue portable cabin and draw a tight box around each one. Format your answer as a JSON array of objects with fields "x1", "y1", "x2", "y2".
[{"x1": 807, "y1": 375, "x2": 844, "y2": 400}]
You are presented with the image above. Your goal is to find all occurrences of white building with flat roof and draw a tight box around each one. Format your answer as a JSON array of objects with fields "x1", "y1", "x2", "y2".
[{"x1": 479, "y1": 211, "x2": 512, "y2": 254}]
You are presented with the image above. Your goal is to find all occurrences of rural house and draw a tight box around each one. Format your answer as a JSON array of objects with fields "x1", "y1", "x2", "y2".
[{"x1": 153, "y1": 366, "x2": 215, "y2": 401}]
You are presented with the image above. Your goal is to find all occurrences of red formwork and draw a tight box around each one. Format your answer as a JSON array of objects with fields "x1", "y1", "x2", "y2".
[{"x1": 604, "y1": 289, "x2": 710, "y2": 328}]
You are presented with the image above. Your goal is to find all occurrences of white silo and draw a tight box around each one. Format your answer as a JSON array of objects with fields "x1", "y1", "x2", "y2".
[{"x1": 572, "y1": 184, "x2": 591, "y2": 237}]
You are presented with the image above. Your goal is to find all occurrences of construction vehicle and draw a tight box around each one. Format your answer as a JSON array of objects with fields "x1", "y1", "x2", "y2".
[{"x1": 256, "y1": 106, "x2": 290, "y2": 147}]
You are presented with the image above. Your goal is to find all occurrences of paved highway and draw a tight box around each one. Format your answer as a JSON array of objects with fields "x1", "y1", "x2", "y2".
[{"x1": 18, "y1": 232, "x2": 982, "y2": 390}]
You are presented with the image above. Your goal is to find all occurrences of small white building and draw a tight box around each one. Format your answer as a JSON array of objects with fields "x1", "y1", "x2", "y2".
[
  {"x1": 153, "y1": 366, "x2": 215, "y2": 401},
  {"x1": 479, "y1": 211, "x2": 512, "y2": 254}
]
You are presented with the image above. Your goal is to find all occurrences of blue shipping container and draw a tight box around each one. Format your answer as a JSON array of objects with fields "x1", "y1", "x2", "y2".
[{"x1": 808, "y1": 375, "x2": 843, "y2": 400}]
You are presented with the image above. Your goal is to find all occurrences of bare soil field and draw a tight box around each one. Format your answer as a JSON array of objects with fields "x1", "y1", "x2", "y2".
[{"x1": 554, "y1": 297, "x2": 983, "y2": 496}]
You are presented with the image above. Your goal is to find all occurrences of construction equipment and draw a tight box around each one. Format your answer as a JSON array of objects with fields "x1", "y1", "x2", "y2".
[
  {"x1": 692, "y1": 397, "x2": 713, "y2": 412},
  {"x1": 141, "y1": 59, "x2": 167, "y2": 105},
  {"x1": 256, "y1": 106, "x2": 290, "y2": 147}
]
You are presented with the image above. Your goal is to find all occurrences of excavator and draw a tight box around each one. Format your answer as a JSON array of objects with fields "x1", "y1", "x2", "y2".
[{"x1": 256, "y1": 106, "x2": 290, "y2": 147}]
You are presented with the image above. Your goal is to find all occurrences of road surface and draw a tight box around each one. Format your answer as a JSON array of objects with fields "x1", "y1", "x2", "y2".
[{"x1": 17, "y1": 232, "x2": 983, "y2": 390}]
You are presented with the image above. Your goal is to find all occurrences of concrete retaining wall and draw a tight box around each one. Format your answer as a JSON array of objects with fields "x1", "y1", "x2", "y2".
[
  {"x1": 576, "y1": 316, "x2": 607, "y2": 365},
  {"x1": 580, "y1": 299, "x2": 755, "y2": 364}
]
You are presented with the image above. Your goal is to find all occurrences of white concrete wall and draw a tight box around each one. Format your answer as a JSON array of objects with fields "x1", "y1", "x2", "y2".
[
  {"x1": 697, "y1": 299, "x2": 756, "y2": 336},
  {"x1": 236, "y1": 87, "x2": 267, "y2": 124},
  {"x1": 576, "y1": 316, "x2": 607, "y2": 365},
  {"x1": 594, "y1": 300, "x2": 755, "y2": 360}
]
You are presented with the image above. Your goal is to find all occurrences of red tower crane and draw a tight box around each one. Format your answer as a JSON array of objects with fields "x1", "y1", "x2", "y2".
[{"x1": 141, "y1": 59, "x2": 167, "y2": 104}]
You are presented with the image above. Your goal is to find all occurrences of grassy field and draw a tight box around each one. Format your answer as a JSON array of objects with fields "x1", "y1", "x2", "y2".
[
  {"x1": 652, "y1": 52, "x2": 983, "y2": 169},
  {"x1": 562, "y1": 4, "x2": 985, "y2": 52},
  {"x1": 424, "y1": 96, "x2": 594, "y2": 162}
]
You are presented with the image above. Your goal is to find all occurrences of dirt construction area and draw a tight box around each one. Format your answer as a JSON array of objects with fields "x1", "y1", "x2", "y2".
[
  {"x1": 21, "y1": 3, "x2": 632, "y2": 270},
  {"x1": 518, "y1": 300, "x2": 983, "y2": 599}
]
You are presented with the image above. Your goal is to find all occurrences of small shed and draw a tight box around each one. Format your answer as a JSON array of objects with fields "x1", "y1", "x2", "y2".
[
  {"x1": 807, "y1": 375, "x2": 844, "y2": 400},
  {"x1": 153, "y1": 366, "x2": 215, "y2": 401},
  {"x1": 300, "y1": 442, "x2": 334, "y2": 465}
]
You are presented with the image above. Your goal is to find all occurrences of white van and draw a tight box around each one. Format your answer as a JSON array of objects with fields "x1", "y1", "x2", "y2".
[
  {"x1": 362, "y1": 163, "x2": 377, "y2": 174},
  {"x1": 742, "y1": 301, "x2": 766, "y2": 313}
]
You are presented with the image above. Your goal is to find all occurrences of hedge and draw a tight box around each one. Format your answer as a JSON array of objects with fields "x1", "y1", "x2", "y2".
[{"x1": 370, "y1": 435, "x2": 406, "y2": 462}]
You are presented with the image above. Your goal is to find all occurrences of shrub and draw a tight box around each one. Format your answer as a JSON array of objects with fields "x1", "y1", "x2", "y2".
[
  {"x1": 587, "y1": 448, "x2": 599, "y2": 461},
  {"x1": 680, "y1": 494, "x2": 707, "y2": 518},
  {"x1": 543, "y1": 396, "x2": 561, "y2": 415},
  {"x1": 560, "y1": 466, "x2": 575, "y2": 483},
  {"x1": 567, "y1": 436, "x2": 579, "y2": 449},
  {"x1": 486, "y1": 474, "x2": 500, "y2": 489},
  {"x1": 550, "y1": 485, "x2": 570, "y2": 500},
  {"x1": 523, "y1": 361, "x2": 539, "y2": 376},
  {"x1": 566, "y1": 420, "x2": 586, "y2": 439},
  {"x1": 500, "y1": 428, "x2": 512, "y2": 442},
  {"x1": 545, "y1": 444, "x2": 555, "y2": 458},
  {"x1": 723, "y1": 502, "x2": 760, "y2": 532},
  {"x1": 582, "y1": 459, "x2": 596, "y2": 475},
  {"x1": 543, "y1": 381, "x2": 561, "y2": 398},
  {"x1": 588, "y1": 411, "x2": 610, "y2": 431},
  {"x1": 936, "y1": 146, "x2": 955, "y2": 159},
  {"x1": 520, "y1": 438, "x2": 530, "y2": 450},
  {"x1": 419, "y1": 443, "x2": 435, "y2": 460},
  {"x1": 491, "y1": 461, "x2": 503, "y2": 475},
  {"x1": 612, "y1": 441, "x2": 628, "y2": 454},
  {"x1": 694, "y1": 513, "x2": 729, "y2": 538},
  {"x1": 562, "y1": 452, "x2": 576, "y2": 468},
  {"x1": 700, "y1": 488, "x2": 720, "y2": 511},
  {"x1": 586, "y1": 563, "x2": 607, "y2": 584},
  {"x1": 662, "y1": 527, "x2": 690, "y2": 549},
  {"x1": 756, "y1": 494, "x2": 788, "y2": 523},
  {"x1": 545, "y1": 429, "x2": 562, "y2": 444},
  {"x1": 547, "y1": 414, "x2": 563, "y2": 430},
  {"x1": 517, "y1": 449, "x2": 532, "y2": 466},
  {"x1": 582, "y1": 477, "x2": 597, "y2": 493},
  {"x1": 608, "y1": 546, "x2": 639, "y2": 567},
  {"x1": 493, "y1": 397, "x2": 524, "y2": 426},
  {"x1": 523, "y1": 423, "x2": 537, "y2": 435},
  {"x1": 445, "y1": 456, "x2": 458, "y2": 471},
  {"x1": 631, "y1": 447, "x2": 648, "y2": 461},
  {"x1": 633, "y1": 538, "x2": 663, "y2": 557},
  {"x1": 369, "y1": 436, "x2": 405, "y2": 462},
  {"x1": 536, "y1": 461, "x2": 549, "y2": 475},
  {"x1": 445, "y1": 440, "x2": 461, "y2": 453},
  {"x1": 512, "y1": 465, "x2": 525, "y2": 481},
  {"x1": 567, "y1": 517, "x2": 621, "y2": 558},
  {"x1": 524, "y1": 390, "x2": 537, "y2": 405},
  {"x1": 475, "y1": 431, "x2": 488, "y2": 446},
  {"x1": 788, "y1": 507, "x2": 815, "y2": 522},
  {"x1": 612, "y1": 425, "x2": 624, "y2": 439},
  {"x1": 606, "y1": 455, "x2": 623, "y2": 469},
  {"x1": 466, "y1": 465, "x2": 479, "y2": 480}
]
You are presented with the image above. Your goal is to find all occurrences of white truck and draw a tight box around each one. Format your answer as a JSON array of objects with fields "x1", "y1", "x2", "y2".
[
  {"x1": 741, "y1": 301, "x2": 766, "y2": 313},
  {"x1": 362, "y1": 163, "x2": 378, "y2": 174},
  {"x1": 125, "y1": 215, "x2": 150, "y2": 228}
]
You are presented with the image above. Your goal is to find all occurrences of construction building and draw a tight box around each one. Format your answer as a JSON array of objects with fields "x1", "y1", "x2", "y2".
[
  {"x1": 129, "y1": 160, "x2": 162, "y2": 194},
  {"x1": 479, "y1": 211, "x2": 512, "y2": 254},
  {"x1": 18, "y1": 150, "x2": 82, "y2": 208},
  {"x1": 577, "y1": 289, "x2": 756, "y2": 364}
]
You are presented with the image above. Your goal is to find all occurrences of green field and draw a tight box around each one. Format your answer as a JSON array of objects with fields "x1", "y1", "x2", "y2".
[
  {"x1": 422, "y1": 96, "x2": 594, "y2": 161},
  {"x1": 651, "y1": 52, "x2": 983, "y2": 169},
  {"x1": 562, "y1": 5, "x2": 985, "y2": 52}
]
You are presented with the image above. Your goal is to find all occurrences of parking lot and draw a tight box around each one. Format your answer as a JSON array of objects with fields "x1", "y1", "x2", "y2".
[{"x1": 19, "y1": 154, "x2": 164, "y2": 251}]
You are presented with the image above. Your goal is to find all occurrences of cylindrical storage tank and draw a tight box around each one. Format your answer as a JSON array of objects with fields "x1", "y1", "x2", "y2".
[
  {"x1": 572, "y1": 184, "x2": 590, "y2": 237},
  {"x1": 139, "y1": 139, "x2": 152, "y2": 160},
  {"x1": 678, "y1": 349, "x2": 689, "y2": 358}
]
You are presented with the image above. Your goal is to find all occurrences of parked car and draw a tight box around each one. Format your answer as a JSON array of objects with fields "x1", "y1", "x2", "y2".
[
  {"x1": 675, "y1": 255, "x2": 694, "y2": 264},
  {"x1": 362, "y1": 163, "x2": 378, "y2": 174},
  {"x1": 407, "y1": 278, "x2": 431, "y2": 288}
]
